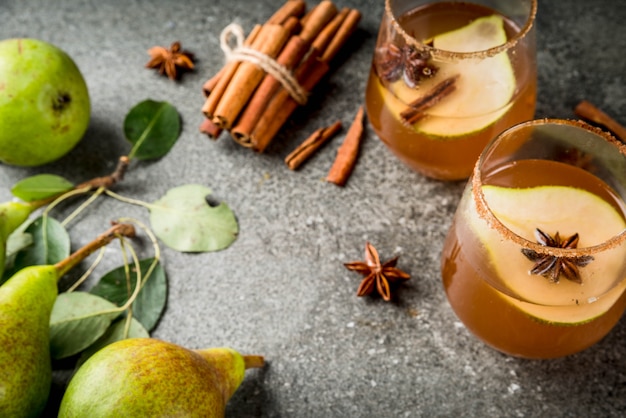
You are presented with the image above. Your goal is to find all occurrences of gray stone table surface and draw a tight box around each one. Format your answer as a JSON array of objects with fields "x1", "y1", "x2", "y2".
[{"x1": 1, "y1": 0, "x2": 626, "y2": 416}]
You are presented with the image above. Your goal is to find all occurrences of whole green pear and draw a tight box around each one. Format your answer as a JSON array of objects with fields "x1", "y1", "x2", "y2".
[
  {"x1": 0, "y1": 264, "x2": 58, "y2": 417},
  {"x1": 58, "y1": 338, "x2": 265, "y2": 417},
  {"x1": 0, "y1": 223, "x2": 134, "y2": 417},
  {"x1": 0, "y1": 38, "x2": 90, "y2": 166},
  {"x1": 0, "y1": 201, "x2": 34, "y2": 278}
]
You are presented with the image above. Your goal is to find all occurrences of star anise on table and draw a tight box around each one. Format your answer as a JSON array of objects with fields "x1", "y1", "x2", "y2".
[
  {"x1": 146, "y1": 41, "x2": 195, "y2": 80},
  {"x1": 374, "y1": 43, "x2": 438, "y2": 88},
  {"x1": 521, "y1": 229, "x2": 594, "y2": 284},
  {"x1": 344, "y1": 242, "x2": 410, "y2": 301}
]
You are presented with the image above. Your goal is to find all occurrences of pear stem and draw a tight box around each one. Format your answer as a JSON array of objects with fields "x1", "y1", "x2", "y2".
[
  {"x1": 75, "y1": 156, "x2": 130, "y2": 190},
  {"x1": 54, "y1": 222, "x2": 136, "y2": 279},
  {"x1": 28, "y1": 156, "x2": 130, "y2": 210},
  {"x1": 243, "y1": 355, "x2": 265, "y2": 369}
]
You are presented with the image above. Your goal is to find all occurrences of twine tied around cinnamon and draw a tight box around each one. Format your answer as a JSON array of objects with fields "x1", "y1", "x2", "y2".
[{"x1": 219, "y1": 23, "x2": 309, "y2": 105}]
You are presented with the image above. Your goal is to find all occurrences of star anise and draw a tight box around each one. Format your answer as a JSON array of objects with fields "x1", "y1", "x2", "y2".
[
  {"x1": 374, "y1": 43, "x2": 438, "y2": 88},
  {"x1": 146, "y1": 41, "x2": 195, "y2": 80},
  {"x1": 344, "y1": 242, "x2": 410, "y2": 301},
  {"x1": 521, "y1": 229, "x2": 594, "y2": 284}
]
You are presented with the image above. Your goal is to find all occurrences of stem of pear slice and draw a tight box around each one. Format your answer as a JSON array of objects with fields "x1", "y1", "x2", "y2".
[
  {"x1": 243, "y1": 355, "x2": 265, "y2": 369},
  {"x1": 54, "y1": 222, "x2": 136, "y2": 279}
]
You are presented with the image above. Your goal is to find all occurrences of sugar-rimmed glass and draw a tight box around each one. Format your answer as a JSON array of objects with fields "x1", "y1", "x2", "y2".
[
  {"x1": 365, "y1": 0, "x2": 537, "y2": 180},
  {"x1": 441, "y1": 119, "x2": 626, "y2": 358}
]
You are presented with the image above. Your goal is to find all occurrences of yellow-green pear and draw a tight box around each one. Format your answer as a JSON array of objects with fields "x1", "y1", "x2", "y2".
[
  {"x1": 0, "y1": 38, "x2": 91, "y2": 166},
  {"x1": 0, "y1": 223, "x2": 135, "y2": 417},
  {"x1": 0, "y1": 264, "x2": 57, "y2": 417},
  {"x1": 58, "y1": 338, "x2": 265, "y2": 417}
]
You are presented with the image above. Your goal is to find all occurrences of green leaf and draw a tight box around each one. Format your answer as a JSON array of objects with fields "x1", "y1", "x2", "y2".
[
  {"x1": 124, "y1": 99, "x2": 181, "y2": 160},
  {"x1": 0, "y1": 231, "x2": 33, "y2": 285},
  {"x1": 5, "y1": 231, "x2": 32, "y2": 258},
  {"x1": 149, "y1": 184, "x2": 238, "y2": 252},
  {"x1": 11, "y1": 174, "x2": 74, "y2": 202},
  {"x1": 49, "y1": 292, "x2": 122, "y2": 359},
  {"x1": 8, "y1": 215, "x2": 70, "y2": 275},
  {"x1": 90, "y1": 258, "x2": 167, "y2": 331},
  {"x1": 76, "y1": 316, "x2": 149, "y2": 366}
]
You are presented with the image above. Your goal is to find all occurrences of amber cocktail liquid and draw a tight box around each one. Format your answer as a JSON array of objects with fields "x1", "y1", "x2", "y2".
[
  {"x1": 441, "y1": 120, "x2": 626, "y2": 358},
  {"x1": 365, "y1": 0, "x2": 537, "y2": 180}
]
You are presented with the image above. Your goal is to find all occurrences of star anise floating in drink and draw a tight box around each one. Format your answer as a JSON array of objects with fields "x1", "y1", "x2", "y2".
[
  {"x1": 344, "y1": 242, "x2": 410, "y2": 301},
  {"x1": 521, "y1": 229, "x2": 594, "y2": 284},
  {"x1": 145, "y1": 41, "x2": 195, "y2": 80},
  {"x1": 374, "y1": 43, "x2": 438, "y2": 88}
]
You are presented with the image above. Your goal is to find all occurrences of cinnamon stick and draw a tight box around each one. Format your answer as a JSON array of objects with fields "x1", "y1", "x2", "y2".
[
  {"x1": 201, "y1": 24, "x2": 262, "y2": 119},
  {"x1": 231, "y1": 35, "x2": 310, "y2": 147},
  {"x1": 320, "y1": 8, "x2": 361, "y2": 62},
  {"x1": 267, "y1": 0, "x2": 306, "y2": 25},
  {"x1": 327, "y1": 106, "x2": 365, "y2": 187},
  {"x1": 299, "y1": 0, "x2": 338, "y2": 43},
  {"x1": 312, "y1": 7, "x2": 349, "y2": 55},
  {"x1": 249, "y1": 50, "x2": 330, "y2": 152},
  {"x1": 200, "y1": 1, "x2": 362, "y2": 150},
  {"x1": 285, "y1": 120, "x2": 342, "y2": 170},
  {"x1": 211, "y1": 23, "x2": 292, "y2": 129},
  {"x1": 199, "y1": 118, "x2": 223, "y2": 139},
  {"x1": 202, "y1": 67, "x2": 224, "y2": 97},
  {"x1": 400, "y1": 75, "x2": 459, "y2": 125},
  {"x1": 574, "y1": 100, "x2": 626, "y2": 143}
]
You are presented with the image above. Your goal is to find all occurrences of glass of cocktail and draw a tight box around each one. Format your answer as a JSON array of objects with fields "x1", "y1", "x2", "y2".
[
  {"x1": 441, "y1": 119, "x2": 626, "y2": 358},
  {"x1": 365, "y1": 0, "x2": 537, "y2": 180}
]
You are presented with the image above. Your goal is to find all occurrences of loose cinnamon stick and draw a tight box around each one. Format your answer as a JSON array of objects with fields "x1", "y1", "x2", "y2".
[
  {"x1": 574, "y1": 100, "x2": 626, "y2": 143},
  {"x1": 250, "y1": 50, "x2": 330, "y2": 152},
  {"x1": 285, "y1": 120, "x2": 342, "y2": 170},
  {"x1": 212, "y1": 23, "x2": 292, "y2": 129},
  {"x1": 231, "y1": 35, "x2": 310, "y2": 147},
  {"x1": 400, "y1": 75, "x2": 459, "y2": 125},
  {"x1": 201, "y1": 24, "x2": 262, "y2": 119},
  {"x1": 327, "y1": 106, "x2": 365, "y2": 186},
  {"x1": 320, "y1": 8, "x2": 361, "y2": 62}
]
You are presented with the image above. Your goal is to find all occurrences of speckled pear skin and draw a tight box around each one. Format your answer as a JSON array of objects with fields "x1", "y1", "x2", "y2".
[
  {"x1": 58, "y1": 338, "x2": 254, "y2": 418},
  {"x1": 0, "y1": 265, "x2": 59, "y2": 418}
]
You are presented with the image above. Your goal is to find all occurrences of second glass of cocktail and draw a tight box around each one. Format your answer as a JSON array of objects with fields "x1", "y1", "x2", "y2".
[
  {"x1": 365, "y1": 0, "x2": 537, "y2": 180},
  {"x1": 441, "y1": 119, "x2": 626, "y2": 358}
]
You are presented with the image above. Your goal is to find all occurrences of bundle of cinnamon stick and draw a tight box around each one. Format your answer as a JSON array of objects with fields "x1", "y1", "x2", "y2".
[{"x1": 200, "y1": 0, "x2": 361, "y2": 153}]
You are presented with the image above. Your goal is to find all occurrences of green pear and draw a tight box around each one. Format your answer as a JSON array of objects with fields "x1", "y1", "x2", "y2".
[
  {"x1": 0, "y1": 201, "x2": 35, "y2": 278},
  {"x1": 0, "y1": 223, "x2": 134, "y2": 417},
  {"x1": 0, "y1": 38, "x2": 90, "y2": 166},
  {"x1": 0, "y1": 264, "x2": 58, "y2": 417},
  {"x1": 58, "y1": 338, "x2": 265, "y2": 417}
]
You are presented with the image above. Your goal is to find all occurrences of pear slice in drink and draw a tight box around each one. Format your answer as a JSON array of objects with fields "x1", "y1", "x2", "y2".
[
  {"x1": 468, "y1": 185, "x2": 626, "y2": 325},
  {"x1": 382, "y1": 15, "x2": 516, "y2": 138}
]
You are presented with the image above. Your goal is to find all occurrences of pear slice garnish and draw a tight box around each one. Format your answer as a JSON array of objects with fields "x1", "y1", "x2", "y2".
[
  {"x1": 385, "y1": 15, "x2": 517, "y2": 138},
  {"x1": 467, "y1": 185, "x2": 626, "y2": 325}
]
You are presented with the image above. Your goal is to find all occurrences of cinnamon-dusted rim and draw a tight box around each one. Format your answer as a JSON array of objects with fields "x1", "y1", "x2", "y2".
[
  {"x1": 385, "y1": 0, "x2": 537, "y2": 60},
  {"x1": 472, "y1": 118, "x2": 626, "y2": 257}
]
